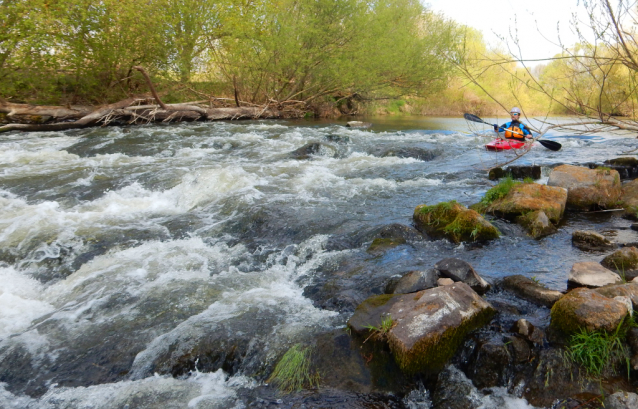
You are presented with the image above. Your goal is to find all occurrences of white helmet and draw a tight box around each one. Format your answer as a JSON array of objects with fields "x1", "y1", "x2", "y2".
[{"x1": 510, "y1": 107, "x2": 521, "y2": 114}]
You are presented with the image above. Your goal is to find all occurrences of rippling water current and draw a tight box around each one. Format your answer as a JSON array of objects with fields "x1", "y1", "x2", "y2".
[{"x1": 0, "y1": 116, "x2": 636, "y2": 408}]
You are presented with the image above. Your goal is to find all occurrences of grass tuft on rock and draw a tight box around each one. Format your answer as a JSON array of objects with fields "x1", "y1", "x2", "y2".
[
  {"x1": 268, "y1": 344, "x2": 320, "y2": 393},
  {"x1": 566, "y1": 318, "x2": 632, "y2": 379}
]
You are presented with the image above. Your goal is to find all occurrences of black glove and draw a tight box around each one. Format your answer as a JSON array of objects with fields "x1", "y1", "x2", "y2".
[{"x1": 493, "y1": 124, "x2": 499, "y2": 132}]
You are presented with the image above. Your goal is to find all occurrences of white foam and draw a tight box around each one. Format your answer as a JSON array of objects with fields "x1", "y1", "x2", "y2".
[
  {"x1": 0, "y1": 267, "x2": 54, "y2": 339},
  {"x1": 0, "y1": 370, "x2": 254, "y2": 409}
]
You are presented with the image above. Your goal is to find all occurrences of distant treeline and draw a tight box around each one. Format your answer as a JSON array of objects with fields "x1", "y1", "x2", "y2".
[
  {"x1": 0, "y1": 0, "x2": 463, "y2": 114},
  {"x1": 2, "y1": 0, "x2": 636, "y2": 118}
]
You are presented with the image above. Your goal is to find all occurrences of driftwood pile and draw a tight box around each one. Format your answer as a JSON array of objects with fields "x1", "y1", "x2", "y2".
[{"x1": 0, "y1": 67, "x2": 296, "y2": 133}]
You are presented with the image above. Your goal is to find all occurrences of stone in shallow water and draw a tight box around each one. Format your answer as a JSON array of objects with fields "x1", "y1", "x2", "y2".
[
  {"x1": 501, "y1": 274, "x2": 563, "y2": 307},
  {"x1": 348, "y1": 282, "x2": 495, "y2": 374},
  {"x1": 390, "y1": 269, "x2": 438, "y2": 294},
  {"x1": 551, "y1": 287, "x2": 629, "y2": 334},
  {"x1": 568, "y1": 261, "x2": 622, "y2": 288},
  {"x1": 547, "y1": 164, "x2": 622, "y2": 210},
  {"x1": 600, "y1": 247, "x2": 638, "y2": 280},
  {"x1": 572, "y1": 230, "x2": 616, "y2": 251},
  {"x1": 434, "y1": 258, "x2": 491, "y2": 294}
]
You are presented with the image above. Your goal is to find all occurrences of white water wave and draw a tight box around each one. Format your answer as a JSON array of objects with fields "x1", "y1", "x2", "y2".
[{"x1": 0, "y1": 370, "x2": 254, "y2": 409}]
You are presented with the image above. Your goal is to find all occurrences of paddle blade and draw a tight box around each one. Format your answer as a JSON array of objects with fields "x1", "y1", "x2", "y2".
[
  {"x1": 463, "y1": 113, "x2": 487, "y2": 124},
  {"x1": 538, "y1": 139, "x2": 562, "y2": 151}
]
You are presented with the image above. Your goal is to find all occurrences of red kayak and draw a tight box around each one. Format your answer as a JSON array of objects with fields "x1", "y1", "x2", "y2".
[{"x1": 485, "y1": 139, "x2": 530, "y2": 151}]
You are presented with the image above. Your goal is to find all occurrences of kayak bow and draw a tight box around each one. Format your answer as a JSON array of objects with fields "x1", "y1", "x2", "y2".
[{"x1": 485, "y1": 139, "x2": 529, "y2": 152}]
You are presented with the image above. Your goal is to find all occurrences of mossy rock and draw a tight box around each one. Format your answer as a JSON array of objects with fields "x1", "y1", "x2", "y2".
[
  {"x1": 413, "y1": 201, "x2": 499, "y2": 243},
  {"x1": 605, "y1": 157, "x2": 638, "y2": 167},
  {"x1": 485, "y1": 183, "x2": 567, "y2": 224},
  {"x1": 517, "y1": 210, "x2": 557, "y2": 239},
  {"x1": 600, "y1": 247, "x2": 638, "y2": 280},
  {"x1": 366, "y1": 237, "x2": 406, "y2": 255},
  {"x1": 348, "y1": 284, "x2": 495, "y2": 375},
  {"x1": 547, "y1": 164, "x2": 622, "y2": 210},
  {"x1": 550, "y1": 287, "x2": 629, "y2": 334}
]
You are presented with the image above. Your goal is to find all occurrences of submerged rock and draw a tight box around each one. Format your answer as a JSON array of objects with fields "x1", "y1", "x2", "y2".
[
  {"x1": 550, "y1": 287, "x2": 630, "y2": 334},
  {"x1": 501, "y1": 275, "x2": 563, "y2": 307},
  {"x1": 366, "y1": 237, "x2": 406, "y2": 255},
  {"x1": 568, "y1": 261, "x2": 622, "y2": 288},
  {"x1": 375, "y1": 147, "x2": 440, "y2": 161},
  {"x1": 433, "y1": 258, "x2": 490, "y2": 294},
  {"x1": 289, "y1": 142, "x2": 337, "y2": 159},
  {"x1": 547, "y1": 164, "x2": 622, "y2": 210},
  {"x1": 572, "y1": 230, "x2": 616, "y2": 251},
  {"x1": 348, "y1": 283, "x2": 495, "y2": 374},
  {"x1": 600, "y1": 246, "x2": 638, "y2": 280},
  {"x1": 413, "y1": 201, "x2": 500, "y2": 244},
  {"x1": 346, "y1": 121, "x2": 372, "y2": 128}
]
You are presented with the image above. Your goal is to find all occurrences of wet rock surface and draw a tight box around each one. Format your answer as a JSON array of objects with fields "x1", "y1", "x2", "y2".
[
  {"x1": 433, "y1": 258, "x2": 491, "y2": 294},
  {"x1": 572, "y1": 229, "x2": 616, "y2": 251},
  {"x1": 413, "y1": 201, "x2": 500, "y2": 244},
  {"x1": 348, "y1": 283, "x2": 495, "y2": 374},
  {"x1": 485, "y1": 182, "x2": 568, "y2": 224},
  {"x1": 388, "y1": 269, "x2": 439, "y2": 294},
  {"x1": 568, "y1": 261, "x2": 622, "y2": 288},
  {"x1": 501, "y1": 274, "x2": 563, "y2": 307},
  {"x1": 548, "y1": 164, "x2": 622, "y2": 210},
  {"x1": 551, "y1": 287, "x2": 630, "y2": 333},
  {"x1": 601, "y1": 246, "x2": 638, "y2": 280}
]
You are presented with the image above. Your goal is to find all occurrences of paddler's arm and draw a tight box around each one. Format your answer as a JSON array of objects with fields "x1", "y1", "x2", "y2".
[{"x1": 493, "y1": 123, "x2": 505, "y2": 139}]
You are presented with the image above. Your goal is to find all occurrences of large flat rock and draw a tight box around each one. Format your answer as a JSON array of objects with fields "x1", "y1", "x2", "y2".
[
  {"x1": 348, "y1": 283, "x2": 495, "y2": 374},
  {"x1": 547, "y1": 164, "x2": 622, "y2": 210}
]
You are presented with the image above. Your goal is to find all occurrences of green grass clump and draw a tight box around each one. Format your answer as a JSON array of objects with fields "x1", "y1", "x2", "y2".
[
  {"x1": 566, "y1": 320, "x2": 631, "y2": 378},
  {"x1": 480, "y1": 176, "x2": 519, "y2": 207},
  {"x1": 267, "y1": 344, "x2": 320, "y2": 393}
]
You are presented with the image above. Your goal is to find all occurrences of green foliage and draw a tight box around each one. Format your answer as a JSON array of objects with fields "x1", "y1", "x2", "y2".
[
  {"x1": 566, "y1": 320, "x2": 630, "y2": 378},
  {"x1": 267, "y1": 344, "x2": 320, "y2": 393},
  {"x1": 0, "y1": 0, "x2": 462, "y2": 107},
  {"x1": 480, "y1": 176, "x2": 519, "y2": 207},
  {"x1": 365, "y1": 314, "x2": 394, "y2": 334}
]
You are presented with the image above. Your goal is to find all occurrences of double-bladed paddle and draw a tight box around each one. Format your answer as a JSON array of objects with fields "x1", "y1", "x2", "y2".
[{"x1": 463, "y1": 113, "x2": 562, "y2": 151}]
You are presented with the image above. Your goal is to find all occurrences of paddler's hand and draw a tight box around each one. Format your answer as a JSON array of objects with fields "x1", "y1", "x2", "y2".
[{"x1": 493, "y1": 124, "x2": 498, "y2": 132}]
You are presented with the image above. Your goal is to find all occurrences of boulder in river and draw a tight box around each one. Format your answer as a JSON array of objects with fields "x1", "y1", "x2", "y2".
[
  {"x1": 501, "y1": 275, "x2": 563, "y2": 307},
  {"x1": 550, "y1": 287, "x2": 630, "y2": 334},
  {"x1": 433, "y1": 258, "x2": 491, "y2": 294},
  {"x1": 484, "y1": 182, "x2": 567, "y2": 224},
  {"x1": 388, "y1": 269, "x2": 439, "y2": 294},
  {"x1": 603, "y1": 157, "x2": 638, "y2": 179},
  {"x1": 347, "y1": 282, "x2": 495, "y2": 374},
  {"x1": 601, "y1": 246, "x2": 638, "y2": 280},
  {"x1": 516, "y1": 210, "x2": 557, "y2": 239},
  {"x1": 547, "y1": 164, "x2": 622, "y2": 210},
  {"x1": 595, "y1": 282, "x2": 638, "y2": 310},
  {"x1": 289, "y1": 142, "x2": 337, "y2": 159},
  {"x1": 571, "y1": 230, "x2": 616, "y2": 251},
  {"x1": 621, "y1": 178, "x2": 638, "y2": 219},
  {"x1": 413, "y1": 201, "x2": 499, "y2": 244},
  {"x1": 568, "y1": 261, "x2": 622, "y2": 288},
  {"x1": 488, "y1": 165, "x2": 542, "y2": 181}
]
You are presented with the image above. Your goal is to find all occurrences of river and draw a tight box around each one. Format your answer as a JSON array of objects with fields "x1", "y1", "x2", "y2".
[{"x1": 0, "y1": 116, "x2": 635, "y2": 408}]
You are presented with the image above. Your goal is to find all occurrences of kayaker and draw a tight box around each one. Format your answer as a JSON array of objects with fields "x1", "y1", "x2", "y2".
[{"x1": 493, "y1": 107, "x2": 533, "y2": 141}]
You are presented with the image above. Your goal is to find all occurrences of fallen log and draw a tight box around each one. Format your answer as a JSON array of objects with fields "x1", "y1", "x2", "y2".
[{"x1": 0, "y1": 66, "x2": 299, "y2": 133}]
